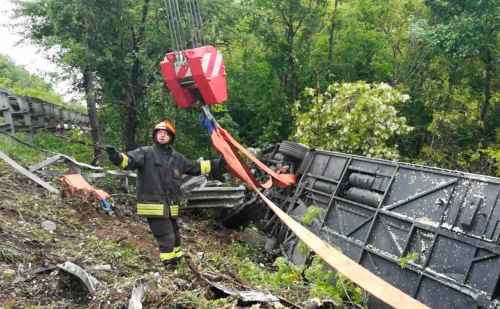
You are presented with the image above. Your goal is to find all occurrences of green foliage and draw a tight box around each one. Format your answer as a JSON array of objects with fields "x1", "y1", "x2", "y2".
[
  {"x1": 293, "y1": 81, "x2": 413, "y2": 159},
  {"x1": 0, "y1": 134, "x2": 46, "y2": 165},
  {"x1": 13, "y1": 0, "x2": 499, "y2": 173},
  {"x1": 297, "y1": 240, "x2": 311, "y2": 256},
  {"x1": 301, "y1": 205, "x2": 322, "y2": 226},
  {"x1": 0, "y1": 131, "x2": 94, "y2": 166},
  {"x1": 85, "y1": 235, "x2": 148, "y2": 271},
  {"x1": 227, "y1": 242, "x2": 366, "y2": 307},
  {"x1": 272, "y1": 256, "x2": 304, "y2": 289},
  {"x1": 485, "y1": 147, "x2": 500, "y2": 176},
  {"x1": 305, "y1": 256, "x2": 366, "y2": 306},
  {"x1": 399, "y1": 251, "x2": 419, "y2": 268},
  {"x1": 33, "y1": 130, "x2": 94, "y2": 163},
  {"x1": 424, "y1": 0, "x2": 498, "y2": 60},
  {"x1": 0, "y1": 54, "x2": 67, "y2": 107}
]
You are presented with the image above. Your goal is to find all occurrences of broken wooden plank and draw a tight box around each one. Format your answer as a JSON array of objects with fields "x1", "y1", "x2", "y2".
[
  {"x1": 0, "y1": 150, "x2": 59, "y2": 194},
  {"x1": 28, "y1": 154, "x2": 63, "y2": 172}
]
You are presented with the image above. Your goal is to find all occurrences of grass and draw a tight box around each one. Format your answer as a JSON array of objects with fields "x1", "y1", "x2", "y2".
[
  {"x1": 207, "y1": 240, "x2": 367, "y2": 307},
  {"x1": 0, "y1": 130, "x2": 95, "y2": 166}
]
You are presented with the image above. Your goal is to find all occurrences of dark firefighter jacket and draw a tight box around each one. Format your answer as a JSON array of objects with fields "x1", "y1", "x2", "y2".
[{"x1": 117, "y1": 144, "x2": 217, "y2": 217}]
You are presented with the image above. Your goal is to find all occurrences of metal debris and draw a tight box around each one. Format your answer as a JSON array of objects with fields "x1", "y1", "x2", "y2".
[
  {"x1": 41, "y1": 220, "x2": 57, "y2": 233},
  {"x1": 56, "y1": 261, "x2": 100, "y2": 295},
  {"x1": 86, "y1": 264, "x2": 112, "y2": 272},
  {"x1": 128, "y1": 283, "x2": 148, "y2": 309},
  {"x1": 205, "y1": 279, "x2": 279, "y2": 303},
  {"x1": 0, "y1": 150, "x2": 59, "y2": 194}
]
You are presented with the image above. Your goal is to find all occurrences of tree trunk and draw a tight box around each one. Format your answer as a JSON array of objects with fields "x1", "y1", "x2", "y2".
[
  {"x1": 327, "y1": 0, "x2": 340, "y2": 64},
  {"x1": 480, "y1": 47, "x2": 493, "y2": 125},
  {"x1": 124, "y1": 0, "x2": 150, "y2": 150},
  {"x1": 83, "y1": 8, "x2": 101, "y2": 164},
  {"x1": 124, "y1": 92, "x2": 138, "y2": 150},
  {"x1": 83, "y1": 70, "x2": 101, "y2": 164},
  {"x1": 287, "y1": 29, "x2": 298, "y2": 101}
]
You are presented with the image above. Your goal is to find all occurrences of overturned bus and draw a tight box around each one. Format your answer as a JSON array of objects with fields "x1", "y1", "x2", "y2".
[{"x1": 214, "y1": 141, "x2": 500, "y2": 309}]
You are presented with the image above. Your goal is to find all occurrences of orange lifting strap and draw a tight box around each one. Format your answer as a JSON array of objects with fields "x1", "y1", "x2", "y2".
[{"x1": 200, "y1": 109, "x2": 295, "y2": 189}]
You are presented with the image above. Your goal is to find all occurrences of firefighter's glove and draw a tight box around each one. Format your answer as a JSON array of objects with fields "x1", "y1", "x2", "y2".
[
  {"x1": 210, "y1": 157, "x2": 226, "y2": 181},
  {"x1": 170, "y1": 204, "x2": 180, "y2": 219},
  {"x1": 106, "y1": 146, "x2": 122, "y2": 166}
]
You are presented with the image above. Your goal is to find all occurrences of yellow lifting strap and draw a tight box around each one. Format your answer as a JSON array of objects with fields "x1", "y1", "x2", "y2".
[
  {"x1": 137, "y1": 203, "x2": 164, "y2": 216},
  {"x1": 200, "y1": 160, "x2": 211, "y2": 175},
  {"x1": 119, "y1": 153, "x2": 129, "y2": 169},
  {"x1": 253, "y1": 189, "x2": 430, "y2": 309}
]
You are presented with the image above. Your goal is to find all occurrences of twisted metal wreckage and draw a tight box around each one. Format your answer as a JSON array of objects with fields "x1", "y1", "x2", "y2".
[{"x1": 2, "y1": 0, "x2": 500, "y2": 307}]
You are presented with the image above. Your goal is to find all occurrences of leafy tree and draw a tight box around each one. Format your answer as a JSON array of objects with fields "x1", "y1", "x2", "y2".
[
  {"x1": 293, "y1": 81, "x2": 412, "y2": 159},
  {"x1": 424, "y1": 0, "x2": 499, "y2": 125},
  {"x1": 399, "y1": 0, "x2": 500, "y2": 174},
  {"x1": 10, "y1": 0, "x2": 499, "y2": 176},
  {"x1": 0, "y1": 54, "x2": 65, "y2": 106},
  {"x1": 14, "y1": 0, "x2": 127, "y2": 160}
]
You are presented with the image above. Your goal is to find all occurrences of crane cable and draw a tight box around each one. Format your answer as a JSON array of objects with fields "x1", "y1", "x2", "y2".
[{"x1": 162, "y1": 0, "x2": 205, "y2": 54}]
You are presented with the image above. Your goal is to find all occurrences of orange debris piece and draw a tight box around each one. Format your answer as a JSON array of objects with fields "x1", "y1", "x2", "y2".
[{"x1": 60, "y1": 173, "x2": 110, "y2": 201}]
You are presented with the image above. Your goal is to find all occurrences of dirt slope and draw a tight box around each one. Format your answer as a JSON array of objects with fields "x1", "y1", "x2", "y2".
[{"x1": 0, "y1": 160, "x2": 284, "y2": 308}]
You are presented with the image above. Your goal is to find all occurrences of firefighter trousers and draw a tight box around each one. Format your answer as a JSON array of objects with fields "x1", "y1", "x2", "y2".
[{"x1": 147, "y1": 217, "x2": 182, "y2": 264}]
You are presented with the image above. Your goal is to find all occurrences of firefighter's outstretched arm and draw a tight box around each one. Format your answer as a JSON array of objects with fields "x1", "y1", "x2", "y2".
[
  {"x1": 181, "y1": 154, "x2": 225, "y2": 180},
  {"x1": 106, "y1": 146, "x2": 145, "y2": 170}
]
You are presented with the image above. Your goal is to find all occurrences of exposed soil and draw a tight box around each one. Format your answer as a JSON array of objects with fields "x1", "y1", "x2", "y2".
[{"x1": 0, "y1": 161, "x2": 292, "y2": 309}]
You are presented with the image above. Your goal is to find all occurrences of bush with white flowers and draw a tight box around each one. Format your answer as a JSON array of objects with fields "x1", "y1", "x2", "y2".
[{"x1": 293, "y1": 81, "x2": 412, "y2": 160}]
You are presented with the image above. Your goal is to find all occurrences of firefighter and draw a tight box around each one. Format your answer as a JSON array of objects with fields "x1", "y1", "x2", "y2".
[{"x1": 106, "y1": 119, "x2": 224, "y2": 269}]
